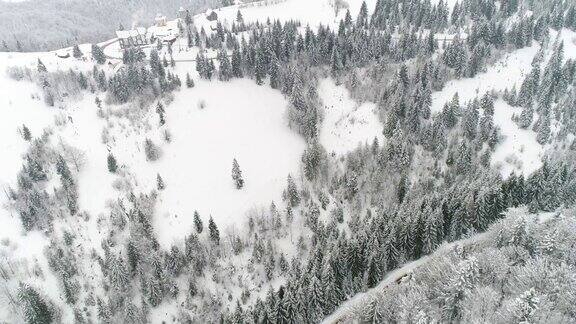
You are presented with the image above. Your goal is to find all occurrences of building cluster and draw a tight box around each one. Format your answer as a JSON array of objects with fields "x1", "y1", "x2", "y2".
[{"x1": 116, "y1": 10, "x2": 185, "y2": 49}]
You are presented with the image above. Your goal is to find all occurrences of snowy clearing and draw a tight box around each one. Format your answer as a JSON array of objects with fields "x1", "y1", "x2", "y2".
[
  {"x1": 490, "y1": 100, "x2": 543, "y2": 178},
  {"x1": 431, "y1": 43, "x2": 540, "y2": 114},
  {"x1": 319, "y1": 78, "x2": 383, "y2": 155},
  {"x1": 146, "y1": 79, "x2": 305, "y2": 248},
  {"x1": 195, "y1": 0, "x2": 378, "y2": 32}
]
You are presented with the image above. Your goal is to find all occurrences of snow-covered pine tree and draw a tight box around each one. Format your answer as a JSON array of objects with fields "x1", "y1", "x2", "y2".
[
  {"x1": 37, "y1": 59, "x2": 47, "y2": 73},
  {"x1": 231, "y1": 45, "x2": 243, "y2": 78},
  {"x1": 284, "y1": 175, "x2": 300, "y2": 207},
  {"x1": 156, "y1": 173, "x2": 165, "y2": 190},
  {"x1": 218, "y1": 49, "x2": 232, "y2": 81},
  {"x1": 232, "y1": 158, "x2": 244, "y2": 189},
  {"x1": 72, "y1": 44, "x2": 82, "y2": 58},
  {"x1": 186, "y1": 73, "x2": 194, "y2": 88},
  {"x1": 208, "y1": 216, "x2": 220, "y2": 245},
  {"x1": 22, "y1": 124, "x2": 31, "y2": 141},
  {"x1": 193, "y1": 211, "x2": 203, "y2": 234},
  {"x1": 156, "y1": 102, "x2": 165, "y2": 126},
  {"x1": 18, "y1": 284, "x2": 53, "y2": 324}
]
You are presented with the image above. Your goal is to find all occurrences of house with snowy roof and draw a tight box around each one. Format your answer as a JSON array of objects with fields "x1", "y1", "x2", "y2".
[{"x1": 116, "y1": 27, "x2": 148, "y2": 49}]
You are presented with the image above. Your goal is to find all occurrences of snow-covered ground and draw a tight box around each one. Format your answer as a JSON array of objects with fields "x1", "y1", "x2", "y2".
[
  {"x1": 431, "y1": 43, "x2": 540, "y2": 115},
  {"x1": 195, "y1": 0, "x2": 377, "y2": 32},
  {"x1": 0, "y1": 49, "x2": 99, "y2": 322},
  {"x1": 319, "y1": 78, "x2": 383, "y2": 155},
  {"x1": 431, "y1": 42, "x2": 542, "y2": 178},
  {"x1": 490, "y1": 100, "x2": 543, "y2": 177},
  {"x1": 430, "y1": 28, "x2": 576, "y2": 178},
  {"x1": 147, "y1": 78, "x2": 305, "y2": 248},
  {"x1": 0, "y1": 46, "x2": 307, "y2": 320}
]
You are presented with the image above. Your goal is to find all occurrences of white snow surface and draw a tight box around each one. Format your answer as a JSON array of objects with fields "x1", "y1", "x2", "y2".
[
  {"x1": 319, "y1": 78, "x2": 383, "y2": 155},
  {"x1": 195, "y1": 0, "x2": 378, "y2": 32},
  {"x1": 431, "y1": 42, "x2": 540, "y2": 115},
  {"x1": 431, "y1": 42, "x2": 543, "y2": 178},
  {"x1": 490, "y1": 100, "x2": 543, "y2": 177},
  {"x1": 430, "y1": 28, "x2": 576, "y2": 178},
  {"x1": 148, "y1": 78, "x2": 306, "y2": 248},
  {"x1": 0, "y1": 47, "x2": 306, "y2": 320}
]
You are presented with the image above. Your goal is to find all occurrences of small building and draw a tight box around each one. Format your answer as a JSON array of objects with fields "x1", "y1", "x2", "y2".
[
  {"x1": 206, "y1": 10, "x2": 218, "y2": 21},
  {"x1": 116, "y1": 27, "x2": 148, "y2": 49},
  {"x1": 148, "y1": 18, "x2": 180, "y2": 44},
  {"x1": 155, "y1": 14, "x2": 167, "y2": 27}
]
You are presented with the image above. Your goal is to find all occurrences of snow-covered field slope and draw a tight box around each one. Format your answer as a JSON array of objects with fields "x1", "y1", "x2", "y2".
[
  {"x1": 0, "y1": 50, "x2": 98, "y2": 322},
  {"x1": 0, "y1": 50, "x2": 306, "y2": 247},
  {"x1": 432, "y1": 29, "x2": 576, "y2": 117},
  {"x1": 319, "y1": 78, "x2": 383, "y2": 155},
  {"x1": 0, "y1": 46, "x2": 307, "y2": 320},
  {"x1": 431, "y1": 43, "x2": 540, "y2": 115},
  {"x1": 195, "y1": 0, "x2": 377, "y2": 31},
  {"x1": 430, "y1": 28, "x2": 576, "y2": 178},
  {"x1": 431, "y1": 43, "x2": 541, "y2": 177},
  {"x1": 146, "y1": 78, "x2": 305, "y2": 248},
  {"x1": 490, "y1": 100, "x2": 543, "y2": 177}
]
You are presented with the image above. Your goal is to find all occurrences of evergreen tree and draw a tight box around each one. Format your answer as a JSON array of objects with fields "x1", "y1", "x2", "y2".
[
  {"x1": 208, "y1": 216, "x2": 220, "y2": 245},
  {"x1": 255, "y1": 47, "x2": 266, "y2": 85},
  {"x1": 194, "y1": 211, "x2": 203, "y2": 234},
  {"x1": 22, "y1": 124, "x2": 31, "y2": 141},
  {"x1": 269, "y1": 54, "x2": 280, "y2": 89},
  {"x1": 92, "y1": 44, "x2": 106, "y2": 64},
  {"x1": 156, "y1": 173, "x2": 165, "y2": 190},
  {"x1": 518, "y1": 106, "x2": 534, "y2": 129},
  {"x1": 344, "y1": 9, "x2": 352, "y2": 26},
  {"x1": 357, "y1": 1, "x2": 368, "y2": 28},
  {"x1": 72, "y1": 44, "x2": 82, "y2": 58},
  {"x1": 536, "y1": 114, "x2": 551, "y2": 144},
  {"x1": 232, "y1": 158, "x2": 244, "y2": 189},
  {"x1": 37, "y1": 59, "x2": 47, "y2": 73},
  {"x1": 231, "y1": 46, "x2": 243, "y2": 78},
  {"x1": 218, "y1": 49, "x2": 232, "y2": 81},
  {"x1": 236, "y1": 10, "x2": 244, "y2": 24},
  {"x1": 107, "y1": 153, "x2": 118, "y2": 173},
  {"x1": 18, "y1": 284, "x2": 53, "y2": 324},
  {"x1": 108, "y1": 256, "x2": 129, "y2": 291},
  {"x1": 156, "y1": 102, "x2": 166, "y2": 126},
  {"x1": 331, "y1": 46, "x2": 343, "y2": 74},
  {"x1": 284, "y1": 175, "x2": 300, "y2": 207},
  {"x1": 186, "y1": 73, "x2": 195, "y2": 88}
]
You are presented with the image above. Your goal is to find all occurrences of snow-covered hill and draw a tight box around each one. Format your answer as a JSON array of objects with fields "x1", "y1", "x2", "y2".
[{"x1": 2, "y1": 0, "x2": 576, "y2": 323}]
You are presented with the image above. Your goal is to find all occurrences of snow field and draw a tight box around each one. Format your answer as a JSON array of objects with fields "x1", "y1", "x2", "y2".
[
  {"x1": 195, "y1": 0, "x2": 378, "y2": 32},
  {"x1": 430, "y1": 42, "x2": 544, "y2": 177},
  {"x1": 122, "y1": 78, "x2": 307, "y2": 249},
  {"x1": 0, "y1": 49, "x2": 102, "y2": 323},
  {"x1": 490, "y1": 100, "x2": 543, "y2": 177},
  {"x1": 319, "y1": 77, "x2": 383, "y2": 155}
]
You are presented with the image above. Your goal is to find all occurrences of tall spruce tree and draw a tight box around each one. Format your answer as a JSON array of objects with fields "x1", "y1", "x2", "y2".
[
  {"x1": 232, "y1": 158, "x2": 244, "y2": 189},
  {"x1": 208, "y1": 216, "x2": 220, "y2": 245}
]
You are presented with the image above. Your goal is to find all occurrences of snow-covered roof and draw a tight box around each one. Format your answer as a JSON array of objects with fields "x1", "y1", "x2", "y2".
[
  {"x1": 148, "y1": 19, "x2": 180, "y2": 38},
  {"x1": 115, "y1": 27, "x2": 147, "y2": 39}
]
